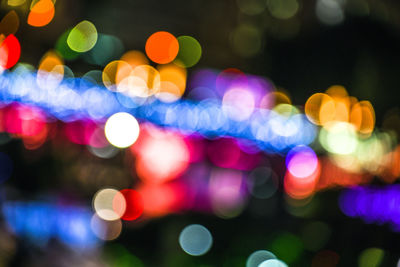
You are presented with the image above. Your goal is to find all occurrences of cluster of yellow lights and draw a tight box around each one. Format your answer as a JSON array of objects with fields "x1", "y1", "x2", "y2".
[
  {"x1": 304, "y1": 86, "x2": 397, "y2": 178},
  {"x1": 100, "y1": 31, "x2": 200, "y2": 103},
  {"x1": 305, "y1": 85, "x2": 375, "y2": 136},
  {"x1": 102, "y1": 51, "x2": 187, "y2": 102}
]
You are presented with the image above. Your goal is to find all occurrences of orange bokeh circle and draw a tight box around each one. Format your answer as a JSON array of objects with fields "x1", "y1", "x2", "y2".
[{"x1": 145, "y1": 31, "x2": 179, "y2": 64}]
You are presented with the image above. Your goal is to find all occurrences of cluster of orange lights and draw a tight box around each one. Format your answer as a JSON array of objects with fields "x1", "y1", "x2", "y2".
[
  {"x1": 101, "y1": 30, "x2": 199, "y2": 103},
  {"x1": 102, "y1": 53, "x2": 187, "y2": 102},
  {"x1": 305, "y1": 85, "x2": 375, "y2": 136},
  {"x1": 283, "y1": 85, "x2": 400, "y2": 200}
]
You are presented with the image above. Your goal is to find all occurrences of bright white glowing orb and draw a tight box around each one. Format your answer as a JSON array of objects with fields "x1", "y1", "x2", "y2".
[
  {"x1": 93, "y1": 188, "x2": 126, "y2": 221},
  {"x1": 105, "y1": 112, "x2": 140, "y2": 148}
]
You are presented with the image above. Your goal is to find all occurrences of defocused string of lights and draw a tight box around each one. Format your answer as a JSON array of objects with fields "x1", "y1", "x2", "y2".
[
  {"x1": 339, "y1": 185, "x2": 400, "y2": 232},
  {"x1": 0, "y1": 67, "x2": 317, "y2": 153},
  {"x1": 0, "y1": 3, "x2": 399, "y2": 263}
]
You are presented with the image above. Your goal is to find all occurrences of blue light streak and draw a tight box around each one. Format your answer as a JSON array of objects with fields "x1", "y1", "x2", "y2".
[{"x1": 0, "y1": 66, "x2": 316, "y2": 153}]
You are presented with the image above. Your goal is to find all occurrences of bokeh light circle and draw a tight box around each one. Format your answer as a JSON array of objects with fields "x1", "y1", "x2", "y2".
[
  {"x1": 102, "y1": 60, "x2": 132, "y2": 92},
  {"x1": 319, "y1": 122, "x2": 358, "y2": 155},
  {"x1": 175, "y1": 36, "x2": 202, "y2": 67},
  {"x1": 27, "y1": 0, "x2": 55, "y2": 27},
  {"x1": 55, "y1": 28, "x2": 80, "y2": 60},
  {"x1": 93, "y1": 188, "x2": 126, "y2": 221},
  {"x1": 133, "y1": 128, "x2": 189, "y2": 184},
  {"x1": 145, "y1": 31, "x2": 179, "y2": 64},
  {"x1": 116, "y1": 189, "x2": 144, "y2": 221},
  {"x1": 0, "y1": 10, "x2": 20, "y2": 35},
  {"x1": 246, "y1": 250, "x2": 277, "y2": 267},
  {"x1": 130, "y1": 64, "x2": 161, "y2": 96},
  {"x1": 305, "y1": 93, "x2": 335, "y2": 126},
  {"x1": 179, "y1": 224, "x2": 213, "y2": 256},
  {"x1": 286, "y1": 145, "x2": 318, "y2": 178},
  {"x1": 105, "y1": 112, "x2": 140, "y2": 148},
  {"x1": 67, "y1": 20, "x2": 98, "y2": 53},
  {"x1": 358, "y1": 248, "x2": 384, "y2": 267},
  {"x1": 0, "y1": 34, "x2": 21, "y2": 70}
]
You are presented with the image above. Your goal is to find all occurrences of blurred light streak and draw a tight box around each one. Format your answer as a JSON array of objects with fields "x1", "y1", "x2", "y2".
[
  {"x1": 0, "y1": 67, "x2": 317, "y2": 154},
  {"x1": 2, "y1": 201, "x2": 100, "y2": 248},
  {"x1": 339, "y1": 185, "x2": 400, "y2": 231}
]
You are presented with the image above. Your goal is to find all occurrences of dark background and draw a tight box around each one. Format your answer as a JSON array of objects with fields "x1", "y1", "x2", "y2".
[{"x1": 1, "y1": 0, "x2": 400, "y2": 266}]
